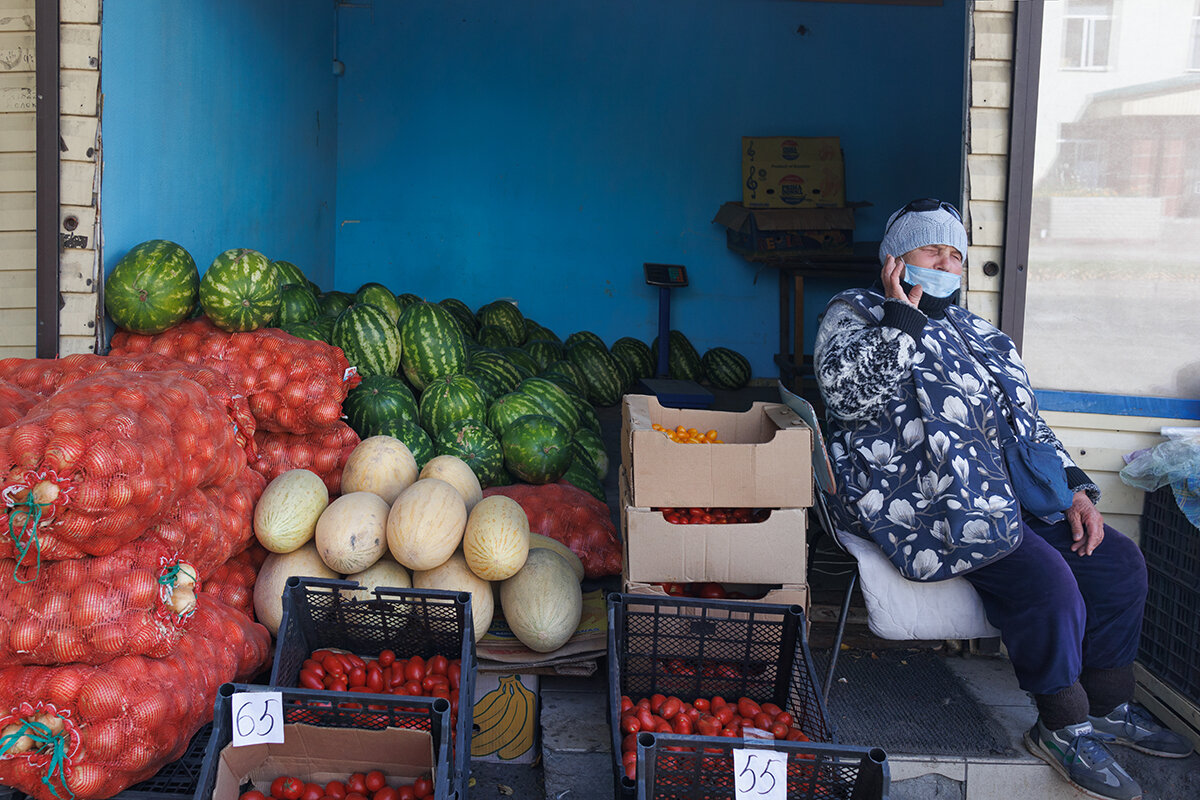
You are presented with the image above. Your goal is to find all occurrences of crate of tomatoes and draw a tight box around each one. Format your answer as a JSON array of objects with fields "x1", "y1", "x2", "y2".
[
  {"x1": 606, "y1": 593, "x2": 832, "y2": 798},
  {"x1": 634, "y1": 731, "x2": 889, "y2": 800},
  {"x1": 269, "y1": 578, "x2": 475, "y2": 800},
  {"x1": 194, "y1": 683, "x2": 452, "y2": 800}
]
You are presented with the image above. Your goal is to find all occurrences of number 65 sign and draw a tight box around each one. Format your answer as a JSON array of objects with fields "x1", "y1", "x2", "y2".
[
  {"x1": 733, "y1": 748, "x2": 786, "y2": 800},
  {"x1": 231, "y1": 691, "x2": 285, "y2": 746}
]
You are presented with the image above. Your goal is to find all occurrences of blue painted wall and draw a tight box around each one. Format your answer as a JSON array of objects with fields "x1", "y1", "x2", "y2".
[
  {"x1": 100, "y1": 1, "x2": 338, "y2": 289},
  {"x1": 334, "y1": 0, "x2": 966, "y2": 375},
  {"x1": 99, "y1": 1, "x2": 965, "y2": 377}
]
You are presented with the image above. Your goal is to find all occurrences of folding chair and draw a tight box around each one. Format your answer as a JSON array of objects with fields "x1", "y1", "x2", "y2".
[{"x1": 777, "y1": 383, "x2": 999, "y2": 702}]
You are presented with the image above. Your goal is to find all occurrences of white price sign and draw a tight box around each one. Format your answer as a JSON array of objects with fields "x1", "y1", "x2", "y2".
[
  {"x1": 733, "y1": 747, "x2": 786, "y2": 800},
  {"x1": 231, "y1": 691, "x2": 284, "y2": 746}
]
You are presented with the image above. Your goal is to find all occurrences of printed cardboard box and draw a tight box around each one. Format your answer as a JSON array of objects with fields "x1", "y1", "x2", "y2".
[
  {"x1": 713, "y1": 202, "x2": 855, "y2": 254},
  {"x1": 470, "y1": 672, "x2": 540, "y2": 764},
  {"x1": 621, "y1": 394, "x2": 813, "y2": 509},
  {"x1": 742, "y1": 136, "x2": 845, "y2": 209}
]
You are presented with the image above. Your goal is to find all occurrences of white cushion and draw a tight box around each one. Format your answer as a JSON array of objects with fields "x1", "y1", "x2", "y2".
[{"x1": 838, "y1": 531, "x2": 1000, "y2": 641}]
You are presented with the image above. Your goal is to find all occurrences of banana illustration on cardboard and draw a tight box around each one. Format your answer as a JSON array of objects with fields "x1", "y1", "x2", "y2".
[{"x1": 470, "y1": 674, "x2": 536, "y2": 759}]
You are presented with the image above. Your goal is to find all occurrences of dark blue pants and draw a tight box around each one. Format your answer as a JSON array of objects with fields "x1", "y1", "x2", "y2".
[{"x1": 962, "y1": 515, "x2": 1148, "y2": 696}]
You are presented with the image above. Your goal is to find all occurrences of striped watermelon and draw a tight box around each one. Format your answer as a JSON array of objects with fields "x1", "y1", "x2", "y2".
[
  {"x1": 610, "y1": 352, "x2": 635, "y2": 393},
  {"x1": 564, "y1": 331, "x2": 606, "y2": 350},
  {"x1": 356, "y1": 282, "x2": 404, "y2": 324},
  {"x1": 651, "y1": 330, "x2": 704, "y2": 381},
  {"x1": 104, "y1": 239, "x2": 199, "y2": 334},
  {"x1": 282, "y1": 319, "x2": 330, "y2": 343},
  {"x1": 536, "y1": 365, "x2": 582, "y2": 396},
  {"x1": 543, "y1": 359, "x2": 586, "y2": 391},
  {"x1": 702, "y1": 346, "x2": 752, "y2": 390},
  {"x1": 435, "y1": 417, "x2": 504, "y2": 487},
  {"x1": 395, "y1": 292, "x2": 424, "y2": 310},
  {"x1": 439, "y1": 298, "x2": 479, "y2": 338},
  {"x1": 523, "y1": 318, "x2": 561, "y2": 344},
  {"x1": 517, "y1": 377, "x2": 579, "y2": 434},
  {"x1": 376, "y1": 418, "x2": 435, "y2": 468},
  {"x1": 418, "y1": 374, "x2": 488, "y2": 438},
  {"x1": 398, "y1": 302, "x2": 469, "y2": 392},
  {"x1": 522, "y1": 339, "x2": 564, "y2": 371},
  {"x1": 486, "y1": 391, "x2": 546, "y2": 437},
  {"x1": 465, "y1": 350, "x2": 525, "y2": 400},
  {"x1": 501, "y1": 414, "x2": 573, "y2": 484},
  {"x1": 572, "y1": 427, "x2": 609, "y2": 480},
  {"x1": 562, "y1": 458, "x2": 605, "y2": 502},
  {"x1": 333, "y1": 303, "x2": 403, "y2": 379},
  {"x1": 574, "y1": 395, "x2": 602, "y2": 435},
  {"x1": 319, "y1": 290, "x2": 355, "y2": 318},
  {"x1": 476, "y1": 324, "x2": 513, "y2": 348},
  {"x1": 199, "y1": 248, "x2": 281, "y2": 332},
  {"x1": 476, "y1": 300, "x2": 526, "y2": 345},
  {"x1": 565, "y1": 339, "x2": 624, "y2": 407},
  {"x1": 611, "y1": 336, "x2": 655, "y2": 379},
  {"x1": 343, "y1": 375, "x2": 419, "y2": 438},
  {"x1": 277, "y1": 283, "x2": 320, "y2": 326},
  {"x1": 498, "y1": 346, "x2": 539, "y2": 378},
  {"x1": 271, "y1": 260, "x2": 319, "y2": 294}
]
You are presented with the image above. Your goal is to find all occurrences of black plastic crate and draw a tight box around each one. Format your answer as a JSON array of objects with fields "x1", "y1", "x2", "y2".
[
  {"x1": 635, "y1": 731, "x2": 888, "y2": 800},
  {"x1": 1139, "y1": 485, "x2": 1200, "y2": 582},
  {"x1": 1, "y1": 724, "x2": 213, "y2": 800},
  {"x1": 195, "y1": 683, "x2": 452, "y2": 800},
  {"x1": 607, "y1": 593, "x2": 833, "y2": 798},
  {"x1": 1139, "y1": 566, "x2": 1200, "y2": 703},
  {"x1": 269, "y1": 577, "x2": 476, "y2": 800}
]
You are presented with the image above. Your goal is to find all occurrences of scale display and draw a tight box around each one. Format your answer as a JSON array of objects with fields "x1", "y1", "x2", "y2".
[{"x1": 643, "y1": 263, "x2": 688, "y2": 288}]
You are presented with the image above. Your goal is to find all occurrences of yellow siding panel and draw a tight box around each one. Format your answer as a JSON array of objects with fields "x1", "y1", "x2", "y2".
[
  {"x1": 61, "y1": 24, "x2": 99, "y2": 71},
  {"x1": 60, "y1": 247, "x2": 96, "y2": 292},
  {"x1": 61, "y1": 68, "x2": 98, "y2": 117},
  {"x1": 0, "y1": 109, "x2": 33, "y2": 150},
  {"x1": 0, "y1": 306, "x2": 35, "y2": 350},
  {"x1": 0, "y1": 150, "x2": 35, "y2": 191},
  {"x1": 969, "y1": 107, "x2": 1011, "y2": 157},
  {"x1": 0, "y1": 267, "x2": 33, "y2": 307},
  {"x1": 0, "y1": 4, "x2": 33, "y2": 33},
  {"x1": 970, "y1": 61, "x2": 1013, "y2": 109},
  {"x1": 0, "y1": 72, "x2": 34, "y2": 112},
  {"x1": 0, "y1": 229, "x2": 33, "y2": 264},
  {"x1": 61, "y1": 0, "x2": 101, "y2": 26},
  {"x1": 61, "y1": 159, "x2": 94, "y2": 207},
  {"x1": 60, "y1": 115, "x2": 97, "y2": 162},
  {"x1": 59, "y1": 334, "x2": 96, "y2": 356},
  {"x1": 60, "y1": 291, "x2": 98, "y2": 338},
  {"x1": 0, "y1": 31, "x2": 35, "y2": 73},
  {"x1": 972, "y1": 11, "x2": 1014, "y2": 61},
  {"x1": 0, "y1": 190, "x2": 34, "y2": 230},
  {"x1": 967, "y1": 153, "x2": 1008, "y2": 202}
]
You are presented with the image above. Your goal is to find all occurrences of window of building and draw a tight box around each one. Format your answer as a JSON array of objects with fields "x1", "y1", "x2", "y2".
[{"x1": 1061, "y1": 0, "x2": 1113, "y2": 70}]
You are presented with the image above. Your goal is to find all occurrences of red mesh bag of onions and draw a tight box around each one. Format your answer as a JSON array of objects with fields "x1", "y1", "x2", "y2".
[
  {"x1": 201, "y1": 541, "x2": 269, "y2": 621},
  {"x1": 250, "y1": 421, "x2": 360, "y2": 495},
  {"x1": 108, "y1": 316, "x2": 359, "y2": 434},
  {"x1": 0, "y1": 540, "x2": 207, "y2": 666},
  {"x1": 0, "y1": 379, "x2": 40, "y2": 428},
  {"x1": 0, "y1": 371, "x2": 247, "y2": 568},
  {"x1": 0, "y1": 594, "x2": 270, "y2": 800},
  {"x1": 0, "y1": 353, "x2": 257, "y2": 461}
]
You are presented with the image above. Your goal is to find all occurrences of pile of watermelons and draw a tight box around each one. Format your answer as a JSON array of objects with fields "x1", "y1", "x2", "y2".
[{"x1": 103, "y1": 240, "x2": 753, "y2": 500}]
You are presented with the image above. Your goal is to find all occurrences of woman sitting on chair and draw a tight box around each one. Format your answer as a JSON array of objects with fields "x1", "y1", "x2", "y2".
[{"x1": 812, "y1": 198, "x2": 1191, "y2": 800}]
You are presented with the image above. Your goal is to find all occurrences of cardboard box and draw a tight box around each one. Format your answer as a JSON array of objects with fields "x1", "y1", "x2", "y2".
[
  {"x1": 621, "y1": 394, "x2": 813, "y2": 509},
  {"x1": 714, "y1": 201, "x2": 855, "y2": 254},
  {"x1": 211, "y1": 724, "x2": 437, "y2": 800},
  {"x1": 621, "y1": 578, "x2": 810, "y2": 620},
  {"x1": 742, "y1": 136, "x2": 844, "y2": 209},
  {"x1": 470, "y1": 672, "x2": 539, "y2": 764},
  {"x1": 621, "y1": 468, "x2": 807, "y2": 585}
]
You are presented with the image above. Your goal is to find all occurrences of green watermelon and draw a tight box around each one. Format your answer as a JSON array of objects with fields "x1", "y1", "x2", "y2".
[
  {"x1": 439, "y1": 298, "x2": 479, "y2": 338},
  {"x1": 333, "y1": 303, "x2": 403, "y2": 379},
  {"x1": 343, "y1": 375, "x2": 419, "y2": 438},
  {"x1": 376, "y1": 418, "x2": 435, "y2": 468},
  {"x1": 282, "y1": 319, "x2": 330, "y2": 343},
  {"x1": 277, "y1": 283, "x2": 320, "y2": 326},
  {"x1": 611, "y1": 337, "x2": 656, "y2": 380},
  {"x1": 544, "y1": 359, "x2": 586, "y2": 390},
  {"x1": 650, "y1": 330, "x2": 704, "y2": 381},
  {"x1": 104, "y1": 240, "x2": 199, "y2": 334},
  {"x1": 465, "y1": 350, "x2": 525, "y2": 400},
  {"x1": 356, "y1": 282, "x2": 404, "y2": 324},
  {"x1": 476, "y1": 300, "x2": 526, "y2": 346},
  {"x1": 571, "y1": 427, "x2": 609, "y2": 480},
  {"x1": 498, "y1": 346, "x2": 539, "y2": 378},
  {"x1": 565, "y1": 339, "x2": 624, "y2": 407},
  {"x1": 522, "y1": 339, "x2": 564, "y2": 371},
  {"x1": 319, "y1": 290, "x2": 356, "y2": 318},
  {"x1": 476, "y1": 324, "x2": 513, "y2": 349},
  {"x1": 395, "y1": 292, "x2": 424, "y2": 310},
  {"x1": 523, "y1": 318, "x2": 561, "y2": 344},
  {"x1": 486, "y1": 392, "x2": 546, "y2": 437},
  {"x1": 199, "y1": 248, "x2": 280, "y2": 332},
  {"x1": 702, "y1": 346, "x2": 752, "y2": 390},
  {"x1": 574, "y1": 396, "x2": 602, "y2": 435},
  {"x1": 271, "y1": 260, "x2": 318, "y2": 294},
  {"x1": 564, "y1": 330, "x2": 606, "y2": 350},
  {"x1": 610, "y1": 352, "x2": 635, "y2": 393},
  {"x1": 562, "y1": 458, "x2": 605, "y2": 502},
  {"x1": 501, "y1": 414, "x2": 572, "y2": 484},
  {"x1": 517, "y1": 377, "x2": 579, "y2": 433},
  {"x1": 536, "y1": 365, "x2": 582, "y2": 396},
  {"x1": 398, "y1": 302, "x2": 469, "y2": 392},
  {"x1": 435, "y1": 417, "x2": 504, "y2": 487},
  {"x1": 418, "y1": 374, "x2": 488, "y2": 438}
]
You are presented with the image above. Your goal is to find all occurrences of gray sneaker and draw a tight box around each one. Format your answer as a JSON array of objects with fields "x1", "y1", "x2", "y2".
[
  {"x1": 1024, "y1": 719, "x2": 1142, "y2": 800},
  {"x1": 1089, "y1": 702, "x2": 1194, "y2": 758}
]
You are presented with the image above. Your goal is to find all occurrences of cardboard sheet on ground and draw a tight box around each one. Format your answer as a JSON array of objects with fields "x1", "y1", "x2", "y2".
[{"x1": 476, "y1": 589, "x2": 606, "y2": 668}]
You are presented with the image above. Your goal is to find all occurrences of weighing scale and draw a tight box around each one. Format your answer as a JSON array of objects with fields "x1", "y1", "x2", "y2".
[{"x1": 636, "y1": 262, "x2": 714, "y2": 409}]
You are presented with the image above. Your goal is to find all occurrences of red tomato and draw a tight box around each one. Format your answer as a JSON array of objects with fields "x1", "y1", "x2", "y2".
[
  {"x1": 696, "y1": 714, "x2": 721, "y2": 736},
  {"x1": 345, "y1": 794, "x2": 368, "y2": 800},
  {"x1": 692, "y1": 697, "x2": 710, "y2": 713},
  {"x1": 346, "y1": 773, "x2": 368, "y2": 795},
  {"x1": 396, "y1": 788, "x2": 415, "y2": 800},
  {"x1": 774, "y1": 711, "x2": 793, "y2": 727},
  {"x1": 239, "y1": 792, "x2": 268, "y2": 800},
  {"x1": 348, "y1": 667, "x2": 366, "y2": 688},
  {"x1": 760, "y1": 702, "x2": 783, "y2": 718},
  {"x1": 447, "y1": 661, "x2": 461, "y2": 690},
  {"x1": 673, "y1": 714, "x2": 693, "y2": 735},
  {"x1": 298, "y1": 669, "x2": 324, "y2": 691},
  {"x1": 271, "y1": 776, "x2": 304, "y2": 800},
  {"x1": 770, "y1": 721, "x2": 789, "y2": 740},
  {"x1": 737, "y1": 697, "x2": 761, "y2": 718},
  {"x1": 405, "y1": 656, "x2": 425, "y2": 682},
  {"x1": 401, "y1": 680, "x2": 423, "y2": 696},
  {"x1": 620, "y1": 715, "x2": 641, "y2": 734},
  {"x1": 364, "y1": 771, "x2": 386, "y2": 793},
  {"x1": 427, "y1": 654, "x2": 448, "y2": 676},
  {"x1": 377, "y1": 649, "x2": 395, "y2": 667},
  {"x1": 366, "y1": 670, "x2": 384, "y2": 693},
  {"x1": 301, "y1": 783, "x2": 324, "y2": 800},
  {"x1": 753, "y1": 712, "x2": 773, "y2": 730},
  {"x1": 620, "y1": 696, "x2": 634, "y2": 713},
  {"x1": 324, "y1": 782, "x2": 346, "y2": 799},
  {"x1": 412, "y1": 777, "x2": 432, "y2": 798},
  {"x1": 649, "y1": 693, "x2": 666, "y2": 713},
  {"x1": 372, "y1": 788, "x2": 398, "y2": 800},
  {"x1": 659, "y1": 697, "x2": 681, "y2": 720}
]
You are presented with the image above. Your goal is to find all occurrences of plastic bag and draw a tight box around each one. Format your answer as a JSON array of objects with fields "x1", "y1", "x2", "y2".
[
  {"x1": 250, "y1": 421, "x2": 361, "y2": 495},
  {"x1": 202, "y1": 541, "x2": 269, "y2": 621},
  {"x1": 109, "y1": 316, "x2": 359, "y2": 434},
  {"x1": 0, "y1": 594, "x2": 270, "y2": 800},
  {"x1": 1119, "y1": 430, "x2": 1200, "y2": 492},
  {"x1": 145, "y1": 466, "x2": 265, "y2": 574},
  {"x1": 0, "y1": 379, "x2": 39, "y2": 428}
]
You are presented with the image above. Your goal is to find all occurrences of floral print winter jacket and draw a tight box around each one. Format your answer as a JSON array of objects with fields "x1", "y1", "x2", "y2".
[{"x1": 814, "y1": 285, "x2": 1097, "y2": 581}]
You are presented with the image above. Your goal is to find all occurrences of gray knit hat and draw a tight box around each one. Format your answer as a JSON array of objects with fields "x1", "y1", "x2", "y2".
[{"x1": 878, "y1": 200, "x2": 968, "y2": 266}]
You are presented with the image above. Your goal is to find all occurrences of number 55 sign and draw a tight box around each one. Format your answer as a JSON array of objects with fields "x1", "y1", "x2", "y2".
[
  {"x1": 733, "y1": 748, "x2": 786, "y2": 800},
  {"x1": 232, "y1": 691, "x2": 285, "y2": 746}
]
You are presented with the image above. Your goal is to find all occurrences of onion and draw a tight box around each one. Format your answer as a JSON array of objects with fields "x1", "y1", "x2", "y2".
[
  {"x1": 173, "y1": 562, "x2": 198, "y2": 590},
  {"x1": 1, "y1": 722, "x2": 34, "y2": 754},
  {"x1": 169, "y1": 586, "x2": 197, "y2": 616}
]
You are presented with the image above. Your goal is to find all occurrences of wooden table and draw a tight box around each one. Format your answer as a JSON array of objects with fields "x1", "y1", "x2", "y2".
[{"x1": 730, "y1": 241, "x2": 881, "y2": 388}]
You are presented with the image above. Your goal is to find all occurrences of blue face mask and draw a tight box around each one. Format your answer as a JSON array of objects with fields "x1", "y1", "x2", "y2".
[{"x1": 903, "y1": 263, "x2": 962, "y2": 298}]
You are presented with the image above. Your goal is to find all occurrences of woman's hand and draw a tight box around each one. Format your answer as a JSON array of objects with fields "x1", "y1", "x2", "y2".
[
  {"x1": 1066, "y1": 491, "x2": 1105, "y2": 556},
  {"x1": 881, "y1": 255, "x2": 923, "y2": 308}
]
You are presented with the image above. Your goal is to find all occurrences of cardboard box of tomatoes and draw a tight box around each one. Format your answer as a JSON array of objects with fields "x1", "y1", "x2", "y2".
[
  {"x1": 620, "y1": 395, "x2": 813, "y2": 509},
  {"x1": 620, "y1": 468, "x2": 807, "y2": 586}
]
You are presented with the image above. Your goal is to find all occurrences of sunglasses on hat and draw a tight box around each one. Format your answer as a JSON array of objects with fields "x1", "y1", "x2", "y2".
[{"x1": 885, "y1": 198, "x2": 962, "y2": 235}]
